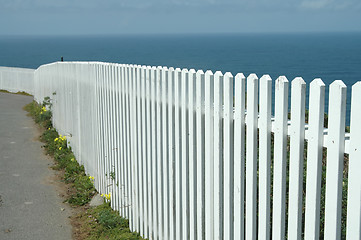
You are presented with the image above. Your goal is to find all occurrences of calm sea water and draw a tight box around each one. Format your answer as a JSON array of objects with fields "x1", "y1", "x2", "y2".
[{"x1": 1, "y1": 33, "x2": 360, "y2": 124}]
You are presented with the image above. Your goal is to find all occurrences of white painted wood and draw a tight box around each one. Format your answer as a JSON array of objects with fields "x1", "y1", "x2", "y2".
[
  {"x1": 234, "y1": 73, "x2": 246, "y2": 240},
  {"x1": 156, "y1": 66, "x2": 163, "y2": 240},
  {"x1": 162, "y1": 67, "x2": 169, "y2": 240},
  {"x1": 324, "y1": 80, "x2": 347, "y2": 240},
  {"x1": 205, "y1": 70, "x2": 214, "y2": 240},
  {"x1": 168, "y1": 67, "x2": 176, "y2": 240},
  {"x1": 141, "y1": 66, "x2": 149, "y2": 238},
  {"x1": 151, "y1": 66, "x2": 158, "y2": 240},
  {"x1": 174, "y1": 68, "x2": 183, "y2": 240},
  {"x1": 196, "y1": 70, "x2": 205, "y2": 240},
  {"x1": 146, "y1": 66, "x2": 152, "y2": 239},
  {"x1": 188, "y1": 69, "x2": 197, "y2": 240},
  {"x1": 181, "y1": 68, "x2": 190, "y2": 240},
  {"x1": 134, "y1": 65, "x2": 141, "y2": 232},
  {"x1": 246, "y1": 73, "x2": 258, "y2": 240},
  {"x1": 223, "y1": 72, "x2": 234, "y2": 240},
  {"x1": 288, "y1": 77, "x2": 306, "y2": 240},
  {"x1": 137, "y1": 66, "x2": 145, "y2": 237},
  {"x1": 258, "y1": 74, "x2": 272, "y2": 240},
  {"x1": 346, "y1": 82, "x2": 361, "y2": 240},
  {"x1": 130, "y1": 65, "x2": 136, "y2": 230},
  {"x1": 213, "y1": 71, "x2": 224, "y2": 240},
  {"x1": 304, "y1": 78, "x2": 325, "y2": 240},
  {"x1": 272, "y1": 76, "x2": 289, "y2": 240}
]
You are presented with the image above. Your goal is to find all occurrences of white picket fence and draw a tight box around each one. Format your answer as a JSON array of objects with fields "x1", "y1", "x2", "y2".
[
  {"x1": 0, "y1": 66, "x2": 35, "y2": 95},
  {"x1": 2, "y1": 61, "x2": 361, "y2": 239}
]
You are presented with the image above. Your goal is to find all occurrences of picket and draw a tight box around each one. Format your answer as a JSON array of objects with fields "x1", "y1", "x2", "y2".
[
  {"x1": 196, "y1": 70, "x2": 205, "y2": 240},
  {"x1": 288, "y1": 77, "x2": 306, "y2": 240},
  {"x1": 258, "y1": 74, "x2": 272, "y2": 240},
  {"x1": 272, "y1": 76, "x2": 289, "y2": 240},
  {"x1": 181, "y1": 68, "x2": 190, "y2": 240},
  {"x1": 304, "y1": 78, "x2": 325, "y2": 240},
  {"x1": 233, "y1": 73, "x2": 246, "y2": 240},
  {"x1": 204, "y1": 70, "x2": 214, "y2": 240},
  {"x1": 188, "y1": 69, "x2": 197, "y2": 240},
  {"x1": 213, "y1": 71, "x2": 223, "y2": 240},
  {"x1": 246, "y1": 74, "x2": 258, "y2": 240},
  {"x1": 223, "y1": 72, "x2": 234, "y2": 240},
  {"x1": 324, "y1": 80, "x2": 347, "y2": 240},
  {"x1": 346, "y1": 82, "x2": 361, "y2": 240}
]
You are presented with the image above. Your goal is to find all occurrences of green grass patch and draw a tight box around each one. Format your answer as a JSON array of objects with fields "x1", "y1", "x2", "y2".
[
  {"x1": 24, "y1": 97, "x2": 145, "y2": 239},
  {"x1": 74, "y1": 202, "x2": 144, "y2": 240},
  {"x1": 0, "y1": 89, "x2": 33, "y2": 96}
]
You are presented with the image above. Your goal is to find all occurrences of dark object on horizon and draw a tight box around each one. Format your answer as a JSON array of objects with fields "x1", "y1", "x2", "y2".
[{"x1": 61, "y1": 56, "x2": 63, "y2": 62}]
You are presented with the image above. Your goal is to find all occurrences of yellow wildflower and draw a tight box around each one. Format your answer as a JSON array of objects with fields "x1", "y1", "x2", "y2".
[
  {"x1": 54, "y1": 138, "x2": 59, "y2": 142},
  {"x1": 70, "y1": 158, "x2": 75, "y2": 162},
  {"x1": 59, "y1": 147, "x2": 62, "y2": 150}
]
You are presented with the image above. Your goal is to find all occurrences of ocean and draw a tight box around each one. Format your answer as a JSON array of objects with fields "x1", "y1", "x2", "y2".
[{"x1": 1, "y1": 32, "x2": 360, "y2": 124}]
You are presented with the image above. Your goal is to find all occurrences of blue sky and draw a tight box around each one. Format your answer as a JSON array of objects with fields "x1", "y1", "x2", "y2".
[{"x1": 0, "y1": 0, "x2": 360, "y2": 35}]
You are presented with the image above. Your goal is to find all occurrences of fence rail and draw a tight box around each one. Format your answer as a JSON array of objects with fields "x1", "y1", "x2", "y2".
[{"x1": 2, "y1": 61, "x2": 360, "y2": 239}]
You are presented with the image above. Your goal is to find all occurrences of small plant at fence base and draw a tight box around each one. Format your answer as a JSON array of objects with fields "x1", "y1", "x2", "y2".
[{"x1": 25, "y1": 99, "x2": 145, "y2": 239}]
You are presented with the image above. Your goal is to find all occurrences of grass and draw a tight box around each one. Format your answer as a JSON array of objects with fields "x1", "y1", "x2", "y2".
[
  {"x1": 0, "y1": 89, "x2": 33, "y2": 96},
  {"x1": 73, "y1": 202, "x2": 144, "y2": 240},
  {"x1": 24, "y1": 98, "x2": 145, "y2": 240}
]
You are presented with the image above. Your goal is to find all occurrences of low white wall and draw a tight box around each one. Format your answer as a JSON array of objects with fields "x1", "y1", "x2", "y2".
[{"x1": 0, "y1": 66, "x2": 35, "y2": 95}]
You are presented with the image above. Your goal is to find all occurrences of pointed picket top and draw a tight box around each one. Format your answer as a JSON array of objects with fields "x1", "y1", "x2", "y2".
[
  {"x1": 205, "y1": 70, "x2": 213, "y2": 81},
  {"x1": 235, "y1": 73, "x2": 246, "y2": 81},
  {"x1": 292, "y1": 77, "x2": 306, "y2": 87},
  {"x1": 330, "y1": 79, "x2": 347, "y2": 90},
  {"x1": 260, "y1": 74, "x2": 272, "y2": 83},
  {"x1": 196, "y1": 69, "x2": 205, "y2": 76},
  {"x1": 224, "y1": 72, "x2": 233, "y2": 78},
  {"x1": 276, "y1": 75, "x2": 289, "y2": 87},
  {"x1": 182, "y1": 68, "x2": 189, "y2": 73},
  {"x1": 189, "y1": 69, "x2": 196, "y2": 75},
  {"x1": 214, "y1": 71, "x2": 223, "y2": 79},
  {"x1": 247, "y1": 73, "x2": 258, "y2": 82},
  {"x1": 310, "y1": 78, "x2": 325, "y2": 88}
]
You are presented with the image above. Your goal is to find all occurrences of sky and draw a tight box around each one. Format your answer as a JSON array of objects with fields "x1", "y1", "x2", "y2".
[{"x1": 0, "y1": 0, "x2": 361, "y2": 35}]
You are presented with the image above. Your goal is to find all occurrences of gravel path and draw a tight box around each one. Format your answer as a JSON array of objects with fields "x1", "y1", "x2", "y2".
[{"x1": 0, "y1": 92, "x2": 72, "y2": 240}]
